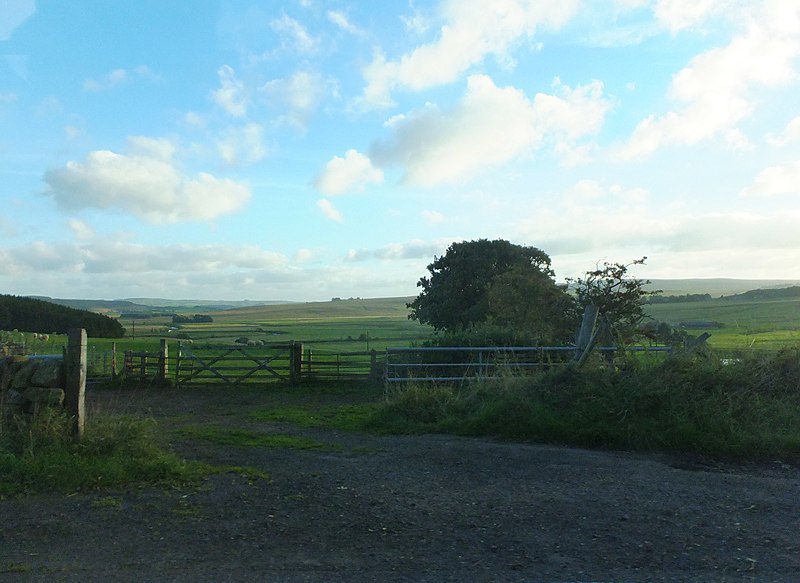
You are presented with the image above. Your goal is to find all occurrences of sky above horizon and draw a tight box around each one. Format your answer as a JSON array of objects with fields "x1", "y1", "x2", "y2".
[{"x1": 2, "y1": 0, "x2": 800, "y2": 301}]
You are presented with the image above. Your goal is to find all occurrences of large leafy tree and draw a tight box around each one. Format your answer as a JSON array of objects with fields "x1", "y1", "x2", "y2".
[
  {"x1": 407, "y1": 239, "x2": 557, "y2": 332},
  {"x1": 486, "y1": 265, "x2": 577, "y2": 344}
]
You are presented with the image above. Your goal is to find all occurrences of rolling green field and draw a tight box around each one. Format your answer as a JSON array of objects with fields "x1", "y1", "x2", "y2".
[
  {"x1": 644, "y1": 296, "x2": 800, "y2": 350},
  {"x1": 13, "y1": 288, "x2": 800, "y2": 359},
  {"x1": 108, "y1": 297, "x2": 432, "y2": 355}
]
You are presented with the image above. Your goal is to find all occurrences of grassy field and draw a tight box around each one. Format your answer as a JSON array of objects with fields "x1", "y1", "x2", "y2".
[
  {"x1": 14, "y1": 288, "x2": 800, "y2": 360},
  {"x1": 644, "y1": 296, "x2": 800, "y2": 350}
]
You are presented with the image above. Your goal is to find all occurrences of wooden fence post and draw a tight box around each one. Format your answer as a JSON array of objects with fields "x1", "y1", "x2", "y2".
[
  {"x1": 158, "y1": 339, "x2": 169, "y2": 382},
  {"x1": 111, "y1": 342, "x2": 117, "y2": 379},
  {"x1": 369, "y1": 349, "x2": 378, "y2": 383},
  {"x1": 290, "y1": 342, "x2": 303, "y2": 385},
  {"x1": 65, "y1": 328, "x2": 87, "y2": 439}
]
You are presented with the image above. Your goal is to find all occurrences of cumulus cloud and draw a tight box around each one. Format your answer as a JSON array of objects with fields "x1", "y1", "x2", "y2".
[
  {"x1": 357, "y1": 0, "x2": 580, "y2": 109},
  {"x1": 317, "y1": 198, "x2": 343, "y2": 222},
  {"x1": 654, "y1": 0, "x2": 721, "y2": 33},
  {"x1": 212, "y1": 65, "x2": 249, "y2": 117},
  {"x1": 617, "y1": 2, "x2": 800, "y2": 159},
  {"x1": 261, "y1": 70, "x2": 330, "y2": 129},
  {"x1": 43, "y1": 137, "x2": 251, "y2": 223},
  {"x1": 370, "y1": 75, "x2": 612, "y2": 186},
  {"x1": 767, "y1": 116, "x2": 800, "y2": 147},
  {"x1": 740, "y1": 160, "x2": 800, "y2": 197},
  {"x1": 314, "y1": 149, "x2": 384, "y2": 195},
  {"x1": 217, "y1": 123, "x2": 267, "y2": 165}
]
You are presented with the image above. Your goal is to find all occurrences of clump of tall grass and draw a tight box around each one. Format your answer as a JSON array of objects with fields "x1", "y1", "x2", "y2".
[
  {"x1": 0, "y1": 408, "x2": 209, "y2": 497},
  {"x1": 374, "y1": 348, "x2": 800, "y2": 461}
]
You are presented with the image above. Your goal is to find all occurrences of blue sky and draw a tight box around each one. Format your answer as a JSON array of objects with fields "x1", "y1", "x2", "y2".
[{"x1": 2, "y1": 0, "x2": 799, "y2": 301}]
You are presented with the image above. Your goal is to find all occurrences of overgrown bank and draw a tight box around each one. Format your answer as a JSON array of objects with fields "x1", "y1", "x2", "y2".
[{"x1": 372, "y1": 349, "x2": 800, "y2": 462}]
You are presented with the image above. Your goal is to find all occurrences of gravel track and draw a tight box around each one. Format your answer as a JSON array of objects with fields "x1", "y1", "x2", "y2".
[{"x1": 1, "y1": 385, "x2": 799, "y2": 582}]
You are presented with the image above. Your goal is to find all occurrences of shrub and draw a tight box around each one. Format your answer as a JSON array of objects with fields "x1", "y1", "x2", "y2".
[{"x1": 375, "y1": 350, "x2": 800, "y2": 462}]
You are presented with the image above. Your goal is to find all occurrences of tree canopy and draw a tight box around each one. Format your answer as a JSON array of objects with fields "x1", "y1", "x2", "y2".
[
  {"x1": 0, "y1": 294, "x2": 125, "y2": 338},
  {"x1": 407, "y1": 239, "x2": 562, "y2": 335}
]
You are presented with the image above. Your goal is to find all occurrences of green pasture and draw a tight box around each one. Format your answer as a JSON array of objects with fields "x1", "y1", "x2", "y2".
[
  {"x1": 17, "y1": 292, "x2": 800, "y2": 358},
  {"x1": 111, "y1": 297, "x2": 431, "y2": 354},
  {"x1": 645, "y1": 296, "x2": 800, "y2": 350}
]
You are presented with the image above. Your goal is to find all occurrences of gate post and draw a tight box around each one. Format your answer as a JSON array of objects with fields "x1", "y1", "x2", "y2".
[
  {"x1": 290, "y1": 342, "x2": 303, "y2": 385},
  {"x1": 65, "y1": 328, "x2": 87, "y2": 439},
  {"x1": 158, "y1": 339, "x2": 169, "y2": 382},
  {"x1": 369, "y1": 349, "x2": 378, "y2": 383},
  {"x1": 111, "y1": 342, "x2": 117, "y2": 380}
]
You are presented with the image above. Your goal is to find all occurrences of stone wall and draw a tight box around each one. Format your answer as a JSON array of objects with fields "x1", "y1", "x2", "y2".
[{"x1": 1, "y1": 355, "x2": 65, "y2": 419}]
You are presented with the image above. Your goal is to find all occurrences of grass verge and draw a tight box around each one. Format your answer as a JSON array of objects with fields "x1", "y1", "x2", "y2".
[
  {"x1": 372, "y1": 348, "x2": 800, "y2": 462},
  {"x1": 0, "y1": 410, "x2": 214, "y2": 498},
  {"x1": 176, "y1": 425, "x2": 340, "y2": 451}
]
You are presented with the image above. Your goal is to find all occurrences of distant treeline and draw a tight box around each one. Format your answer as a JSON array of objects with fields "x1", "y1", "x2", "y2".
[
  {"x1": 172, "y1": 314, "x2": 214, "y2": 324},
  {"x1": 0, "y1": 294, "x2": 125, "y2": 338},
  {"x1": 646, "y1": 293, "x2": 712, "y2": 304}
]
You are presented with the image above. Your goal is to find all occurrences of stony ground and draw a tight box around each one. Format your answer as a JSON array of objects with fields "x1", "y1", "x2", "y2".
[{"x1": 1, "y1": 384, "x2": 799, "y2": 583}]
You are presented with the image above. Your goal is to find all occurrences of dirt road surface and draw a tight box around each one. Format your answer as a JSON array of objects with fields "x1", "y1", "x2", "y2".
[{"x1": 2, "y1": 385, "x2": 798, "y2": 582}]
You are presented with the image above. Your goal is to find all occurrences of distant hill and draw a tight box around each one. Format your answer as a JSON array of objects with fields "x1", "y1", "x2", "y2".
[
  {"x1": 30, "y1": 296, "x2": 293, "y2": 316},
  {"x1": 645, "y1": 279, "x2": 800, "y2": 298},
  {"x1": 721, "y1": 286, "x2": 800, "y2": 301}
]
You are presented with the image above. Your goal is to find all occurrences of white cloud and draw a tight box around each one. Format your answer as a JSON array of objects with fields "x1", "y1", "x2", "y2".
[
  {"x1": 767, "y1": 116, "x2": 800, "y2": 147},
  {"x1": 510, "y1": 180, "x2": 800, "y2": 277},
  {"x1": 261, "y1": 70, "x2": 329, "y2": 129},
  {"x1": 317, "y1": 198, "x2": 343, "y2": 222},
  {"x1": 217, "y1": 123, "x2": 267, "y2": 165},
  {"x1": 185, "y1": 111, "x2": 206, "y2": 128},
  {"x1": 740, "y1": 160, "x2": 800, "y2": 197},
  {"x1": 314, "y1": 149, "x2": 384, "y2": 195},
  {"x1": 0, "y1": 240, "x2": 287, "y2": 275},
  {"x1": 0, "y1": 0, "x2": 35, "y2": 40},
  {"x1": 67, "y1": 219, "x2": 94, "y2": 241},
  {"x1": 44, "y1": 137, "x2": 251, "y2": 223},
  {"x1": 618, "y1": 2, "x2": 800, "y2": 159},
  {"x1": 345, "y1": 239, "x2": 446, "y2": 262},
  {"x1": 212, "y1": 65, "x2": 249, "y2": 117},
  {"x1": 271, "y1": 14, "x2": 319, "y2": 53},
  {"x1": 357, "y1": 0, "x2": 580, "y2": 109},
  {"x1": 327, "y1": 10, "x2": 363, "y2": 36},
  {"x1": 422, "y1": 210, "x2": 445, "y2": 225},
  {"x1": 370, "y1": 75, "x2": 612, "y2": 186},
  {"x1": 654, "y1": 0, "x2": 721, "y2": 34},
  {"x1": 83, "y1": 65, "x2": 156, "y2": 92},
  {"x1": 295, "y1": 248, "x2": 313, "y2": 263},
  {"x1": 0, "y1": 92, "x2": 17, "y2": 104}
]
